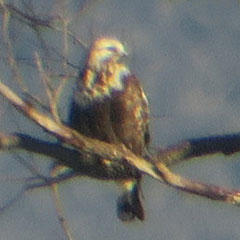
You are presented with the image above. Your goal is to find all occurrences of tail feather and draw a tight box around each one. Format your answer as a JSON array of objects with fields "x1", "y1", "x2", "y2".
[{"x1": 117, "y1": 180, "x2": 144, "y2": 221}]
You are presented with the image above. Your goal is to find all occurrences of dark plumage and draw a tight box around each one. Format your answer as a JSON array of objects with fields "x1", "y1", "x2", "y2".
[{"x1": 69, "y1": 37, "x2": 150, "y2": 221}]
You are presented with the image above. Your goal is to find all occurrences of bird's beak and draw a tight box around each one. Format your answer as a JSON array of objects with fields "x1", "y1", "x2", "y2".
[{"x1": 122, "y1": 49, "x2": 128, "y2": 57}]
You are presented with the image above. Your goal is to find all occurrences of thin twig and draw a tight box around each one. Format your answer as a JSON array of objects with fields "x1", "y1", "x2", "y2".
[
  {"x1": 3, "y1": 3, "x2": 88, "y2": 49},
  {"x1": 0, "y1": 2, "x2": 26, "y2": 92},
  {"x1": 50, "y1": 166, "x2": 75, "y2": 240}
]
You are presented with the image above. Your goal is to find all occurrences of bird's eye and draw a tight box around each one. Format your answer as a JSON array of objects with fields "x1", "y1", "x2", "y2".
[{"x1": 107, "y1": 46, "x2": 118, "y2": 52}]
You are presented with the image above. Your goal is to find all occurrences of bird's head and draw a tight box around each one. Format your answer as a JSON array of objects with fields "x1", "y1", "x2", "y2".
[{"x1": 88, "y1": 37, "x2": 128, "y2": 72}]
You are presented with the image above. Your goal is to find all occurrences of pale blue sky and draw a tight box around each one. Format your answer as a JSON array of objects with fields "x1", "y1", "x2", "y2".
[{"x1": 0, "y1": 0, "x2": 240, "y2": 239}]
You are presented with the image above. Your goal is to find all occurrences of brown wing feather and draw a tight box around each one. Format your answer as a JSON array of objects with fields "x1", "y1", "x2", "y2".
[{"x1": 110, "y1": 75, "x2": 150, "y2": 156}]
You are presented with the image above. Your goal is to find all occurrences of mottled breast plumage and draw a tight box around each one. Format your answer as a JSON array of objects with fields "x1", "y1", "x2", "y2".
[{"x1": 82, "y1": 62, "x2": 130, "y2": 100}]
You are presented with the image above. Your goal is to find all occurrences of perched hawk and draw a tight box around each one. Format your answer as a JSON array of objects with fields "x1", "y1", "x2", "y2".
[{"x1": 69, "y1": 37, "x2": 150, "y2": 221}]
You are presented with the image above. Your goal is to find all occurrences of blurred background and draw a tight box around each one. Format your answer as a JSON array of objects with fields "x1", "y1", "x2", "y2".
[{"x1": 0, "y1": 0, "x2": 240, "y2": 239}]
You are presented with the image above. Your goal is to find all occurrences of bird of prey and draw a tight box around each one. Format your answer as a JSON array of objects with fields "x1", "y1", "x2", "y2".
[{"x1": 68, "y1": 37, "x2": 150, "y2": 221}]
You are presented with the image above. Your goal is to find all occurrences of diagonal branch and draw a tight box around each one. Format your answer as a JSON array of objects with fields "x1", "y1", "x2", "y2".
[
  {"x1": 1, "y1": 81, "x2": 240, "y2": 205},
  {"x1": 0, "y1": 81, "x2": 160, "y2": 179}
]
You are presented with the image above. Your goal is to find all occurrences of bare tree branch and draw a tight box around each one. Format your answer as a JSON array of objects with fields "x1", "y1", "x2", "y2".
[
  {"x1": 1, "y1": 81, "x2": 240, "y2": 205},
  {"x1": 157, "y1": 135, "x2": 240, "y2": 167},
  {"x1": 1, "y1": 3, "x2": 88, "y2": 49}
]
